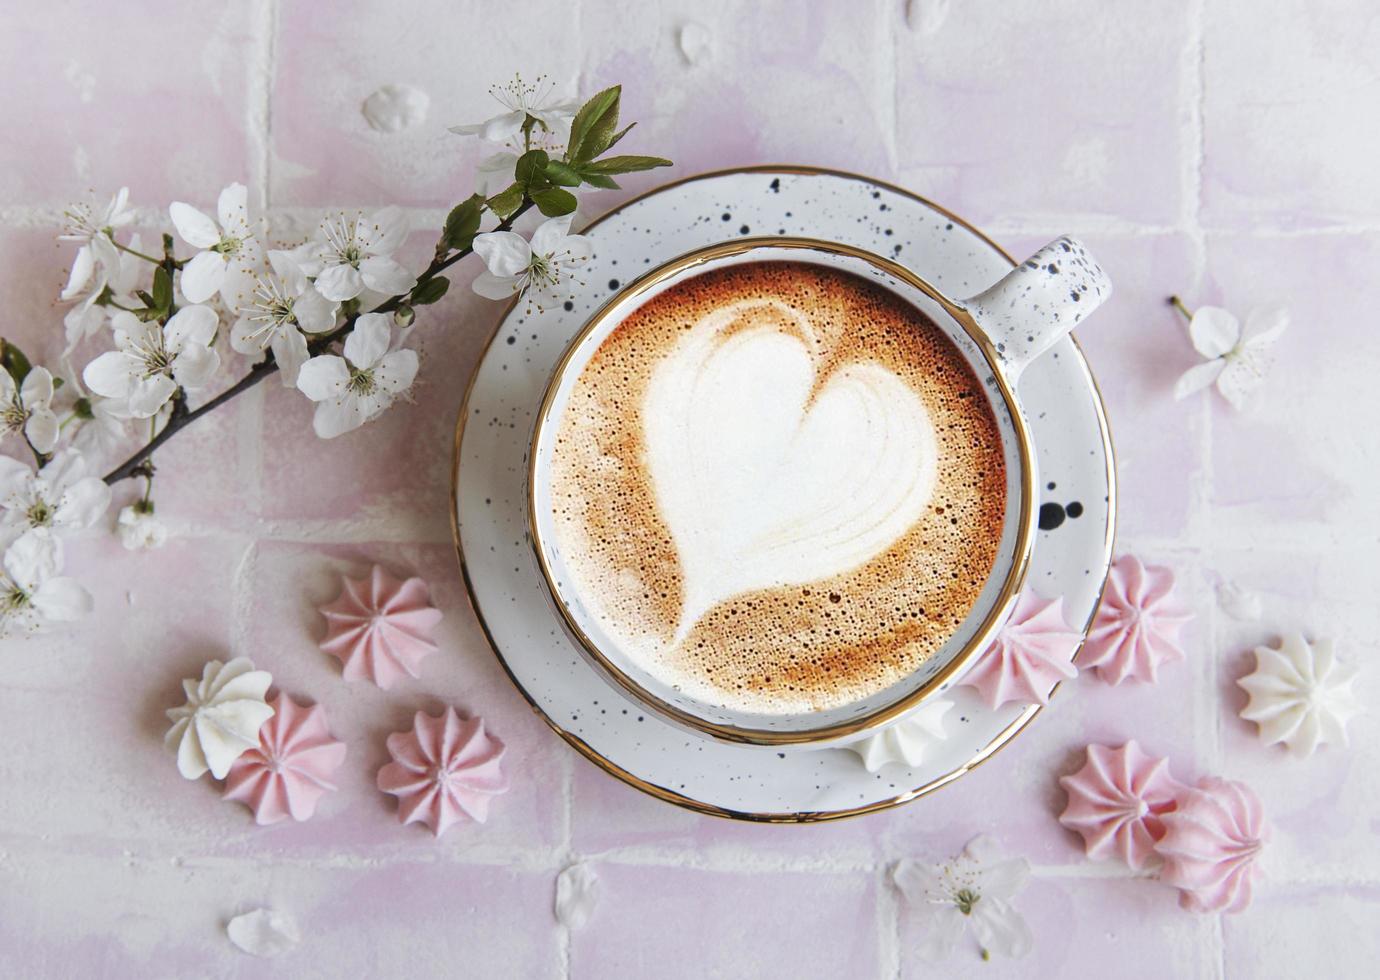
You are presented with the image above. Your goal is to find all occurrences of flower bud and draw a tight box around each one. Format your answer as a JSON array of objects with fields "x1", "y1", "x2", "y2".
[{"x1": 393, "y1": 305, "x2": 416, "y2": 328}]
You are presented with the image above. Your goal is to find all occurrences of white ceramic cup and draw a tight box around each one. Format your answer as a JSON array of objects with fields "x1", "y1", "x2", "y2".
[{"x1": 527, "y1": 236, "x2": 1110, "y2": 747}]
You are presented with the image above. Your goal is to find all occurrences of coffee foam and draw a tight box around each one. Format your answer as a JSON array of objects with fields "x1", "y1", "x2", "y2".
[{"x1": 548, "y1": 262, "x2": 1006, "y2": 714}]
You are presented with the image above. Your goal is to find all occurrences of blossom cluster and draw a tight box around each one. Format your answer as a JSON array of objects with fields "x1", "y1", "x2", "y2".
[
  {"x1": 0, "y1": 76, "x2": 668, "y2": 638},
  {"x1": 1, "y1": 186, "x2": 423, "y2": 635}
]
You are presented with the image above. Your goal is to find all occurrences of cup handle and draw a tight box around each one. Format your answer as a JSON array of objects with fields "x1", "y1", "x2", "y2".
[{"x1": 960, "y1": 236, "x2": 1112, "y2": 382}]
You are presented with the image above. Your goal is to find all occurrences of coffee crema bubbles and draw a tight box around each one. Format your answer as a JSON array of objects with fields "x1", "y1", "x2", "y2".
[{"x1": 548, "y1": 262, "x2": 1006, "y2": 714}]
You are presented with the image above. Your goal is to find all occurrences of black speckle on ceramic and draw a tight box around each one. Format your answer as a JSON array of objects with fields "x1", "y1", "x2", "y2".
[{"x1": 963, "y1": 236, "x2": 1112, "y2": 377}]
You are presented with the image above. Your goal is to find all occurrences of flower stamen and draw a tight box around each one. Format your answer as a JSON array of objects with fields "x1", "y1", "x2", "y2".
[
  {"x1": 2, "y1": 400, "x2": 29, "y2": 434},
  {"x1": 25, "y1": 499, "x2": 53, "y2": 527},
  {"x1": 347, "y1": 369, "x2": 377, "y2": 396}
]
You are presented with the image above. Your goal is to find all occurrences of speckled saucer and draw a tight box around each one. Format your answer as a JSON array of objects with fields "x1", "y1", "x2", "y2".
[{"x1": 451, "y1": 166, "x2": 1115, "y2": 821}]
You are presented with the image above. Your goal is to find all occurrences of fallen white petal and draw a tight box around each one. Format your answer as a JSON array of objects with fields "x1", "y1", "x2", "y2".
[
  {"x1": 677, "y1": 22, "x2": 712, "y2": 65},
  {"x1": 227, "y1": 908, "x2": 300, "y2": 957},
  {"x1": 362, "y1": 84, "x2": 430, "y2": 133},
  {"x1": 1173, "y1": 358, "x2": 1224, "y2": 401},
  {"x1": 554, "y1": 863, "x2": 599, "y2": 929},
  {"x1": 1216, "y1": 580, "x2": 1262, "y2": 621},
  {"x1": 905, "y1": 0, "x2": 951, "y2": 35},
  {"x1": 1188, "y1": 306, "x2": 1241, "y2": 359}
]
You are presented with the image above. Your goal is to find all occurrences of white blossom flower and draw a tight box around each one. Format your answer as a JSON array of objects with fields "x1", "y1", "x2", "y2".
[
  {"x1": 51, "y1": 363, "x2": 130, "y2": 460},
  {"x1": 297, "y1": 208, "x2": 415, "y2": 303},
  {"x1": 0, "y1": 366, "x2": 59, "y2": 454},
  {"x1": 295, "y1": 313, "x2": 418, "y2": 438},
  {"x1": 169, "y1": 182, "x2": 263, "y2": 308},
  {"x1": 448, "y1": 74, "x2": 578, "y2": 145},
  {"x1": 83, "y1": 306, "x2": 222, "y2": 418},
  {"x1": 0, "y1": 449, "x2": 113, "y2": 543},
  {"x1": 1173, "y1": 306, "x2": 1288, "y2": 411},
  {"x1": 63, "y1": 232, "x2": 145, "y2": 353},
  {"x1": 475, "y1": 150, "x2": 520, "y2": 196},
  {"x1": 0, "y1": 530, "x2": 92, "y2": 636},
  {"x1": 71, "y1": 393, "x2": 130, "y2": 459},
  {"x1": 893, "y1": 835, "x2": 1033, "y2": 961},
  {"x1": 59, "y1": 187, "x2": 134, "y2": 299},
  {"x1": 231, "y1": 250, "x2": 340, "y2": 386},
  {"x1": 472, "y1": 214, "x2": 591, "y2": 309},
  {"x1": 117, "y1": 502, "x2": 167, "y2": 551}
]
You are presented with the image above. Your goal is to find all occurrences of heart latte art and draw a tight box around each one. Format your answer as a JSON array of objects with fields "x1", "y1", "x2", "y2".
[
  {"x1": 547, "y1": 263, "x2": 1006, "y2": 714},
  {"x1": 644, "y1": 299, "x2": 939, "y2": 644}
]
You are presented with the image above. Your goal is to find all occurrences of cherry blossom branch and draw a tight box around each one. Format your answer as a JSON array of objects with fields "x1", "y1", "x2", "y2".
[
  {"x1": 100, "y1": 201, "x2": 535, "y2": 486},
  {"x1": 112, "y1": 239, "x2": 171, "y2": 267}
]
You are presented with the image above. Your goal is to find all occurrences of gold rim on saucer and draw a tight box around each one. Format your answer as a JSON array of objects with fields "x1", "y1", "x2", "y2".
[
  {"x1": 525, "y1": 236, "x2": 1037, "y2": 746},
  {"x1": 449, "y1": 164, "x2": 1117, "y2": 821}
]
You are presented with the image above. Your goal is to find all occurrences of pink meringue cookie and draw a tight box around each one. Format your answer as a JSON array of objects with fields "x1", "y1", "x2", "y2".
[
  {"x1": 958, "y1": 591, "x2": 1081, "y2": 709},
  {"x1": 1058, "y1": 741, "x2": 1188, "y2": 870},
  {"x1": 319, "y1": 565, "x2": 443, "y2": 689},
  {"x1": 377, "y1": 707, "x2": 509, "y2": 836},
  {"x1": 223, "y1": 693, "x2": 347, "y2": 825},
  {"x1": 1155, "y1": 776, "x2": 1268, "y2": 914},
  {"x1": 1079, "y1": 555, "x2": 1192, "y2": 685}
]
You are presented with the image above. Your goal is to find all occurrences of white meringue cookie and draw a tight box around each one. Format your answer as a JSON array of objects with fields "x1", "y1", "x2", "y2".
[
  {"x1": 845, "y1": 698, "x2": 954, "y2": 773},
  {"x1": 1237, "y1": 634, "x2": 1362, "y2": 756},
  {"x1": 165, "y1": 657, "x2": 275, "y2": 779}
]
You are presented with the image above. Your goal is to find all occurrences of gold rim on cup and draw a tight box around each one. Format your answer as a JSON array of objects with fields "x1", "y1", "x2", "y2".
[{"x1": 525, "y1": 236, "x2": 1038, "y2": 746}]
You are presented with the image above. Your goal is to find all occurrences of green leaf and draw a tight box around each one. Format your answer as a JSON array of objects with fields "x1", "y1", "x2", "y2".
[
  {"x1": 602, "y1": 122, "x2": 635, "y2": 154},
  {"x1": 515, "y1": 149, "x2": 550, "y2": 186},
  {"x1": 583, "y1": 155, "x2": 674, "y2": 175},
  {"x1": 0, "y1": 338, "x2": 32, "y2": 385},
  {"x1": 442, "y1": 195, "x2": 484, "y2": 252},
  {"x1": 566, "y1": 85, "x2": 621, "y2": 164},
  {"x1": 152, "y1": 266, "x2": 173, "y2": 313},
  {"x1": 531, "y1": 187, "x2": 578, "y2": 217},
  {"x1": 486, "y1": 183, "x2": 525, "y2": 220},
  {"x1": 542, "y1": 159, "x2": 582, "y2": 187},
  {"x1": 577, "y1": 172, "x2": 621, "y2": 190},
  {"x1": 410, "y1": 276, "x2": 450, "y2": 306}
]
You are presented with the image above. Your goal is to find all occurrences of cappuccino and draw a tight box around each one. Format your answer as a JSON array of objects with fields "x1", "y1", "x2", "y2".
[{"x1": 547, "y1": 262, "x2": 1006, "y2": 714}]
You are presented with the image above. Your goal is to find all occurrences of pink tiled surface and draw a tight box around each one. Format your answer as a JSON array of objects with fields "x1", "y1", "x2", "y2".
[{"x1": 1, "y1": 2, "x2": 1376, "y2": 978}]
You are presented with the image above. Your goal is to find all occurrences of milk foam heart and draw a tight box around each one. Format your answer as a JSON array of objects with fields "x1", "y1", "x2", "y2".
[
  {"x1": 643, "y1": 299, "x2": 939, "y2": 643},
  {"x1": 544, "y1": 261, "x2": 1007, "y2": 714}
]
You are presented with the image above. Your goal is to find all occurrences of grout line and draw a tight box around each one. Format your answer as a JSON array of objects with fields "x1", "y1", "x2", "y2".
[
  {"x1": 557, "y1": 717, "x2": 577, "y2": 978},
  {"x1": 876, "y1": 861, "x2": 901, "y2": 980},
  {"x1": 881, "y1": 0, "x2": 900, "y2": 176},
  {"x1": 247, "y1": 0, "x2": 280, "y2": 212},
  {"x1": 5, "y1": 835, "x2": 1375, "y2": 886},
  {"x1": 570, "y1": 0, "x2": 587, "y2": 120},
  {"x1": 1184, "y1": 4, "x2": 1228, "y2": 980},
  {"x1": 232, "y1": 0, "x2": 272, "y2": 514},
  {"x1": 1185, "y1": 0, "x2": 1220, "y2": 772},
  {"x1": 1182, "y1": 0, "x2": 1208, "y2": 265},
  {"x1": 237, "y1": 383, "x2": 265, "y2": 517},
  {"x1": 228, "y1": 537, "x2": 259, "y2": 659}
]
